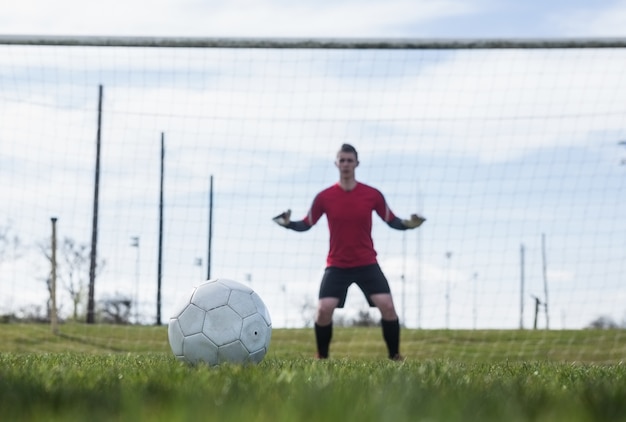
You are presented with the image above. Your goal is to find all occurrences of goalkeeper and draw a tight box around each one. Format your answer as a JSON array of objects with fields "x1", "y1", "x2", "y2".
[{"x1": 273, "y1": 143, "x2": 425, "y2": 360}]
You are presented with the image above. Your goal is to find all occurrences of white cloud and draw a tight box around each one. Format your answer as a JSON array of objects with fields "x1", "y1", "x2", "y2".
[
  {"x1": 202, "y1": 0, "x2": 477, "y2": 37},
  {"x1": 1, "y1": 0, "x2": 478, "y2": 37},
  {"x1": 549, "y1": 0, "x2": 626, "y2": 37}
]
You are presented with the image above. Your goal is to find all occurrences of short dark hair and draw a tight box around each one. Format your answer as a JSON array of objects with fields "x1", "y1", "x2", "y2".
[{"x1": 339, "y1": 143, "x2": 358, "y2": 161}]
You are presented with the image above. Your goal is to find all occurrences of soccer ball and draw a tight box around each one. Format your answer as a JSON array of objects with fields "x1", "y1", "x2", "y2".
[{"x1": 168, "y1": 278, "x2": 272, "y2": 365}]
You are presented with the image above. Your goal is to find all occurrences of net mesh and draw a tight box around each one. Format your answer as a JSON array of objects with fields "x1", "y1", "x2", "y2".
[{"x1": 0, "y1": 39, "x2": 625, "y2": 339}]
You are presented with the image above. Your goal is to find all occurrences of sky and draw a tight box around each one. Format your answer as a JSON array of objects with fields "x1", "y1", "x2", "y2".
[
  {"x1": 0, "y1": 1, "x2": 625, "y2": 332},
  {"x1": 1, "y1": 0, "x2": 626, "y2": 39}
]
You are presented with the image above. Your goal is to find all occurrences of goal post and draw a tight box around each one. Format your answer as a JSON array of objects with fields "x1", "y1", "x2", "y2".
[
  {"x1": 0, "y1": 35, "x2": 625, "y2": 359},
  {"x1": 1, "y1": 34, "x2": 626, "y2": 48}
]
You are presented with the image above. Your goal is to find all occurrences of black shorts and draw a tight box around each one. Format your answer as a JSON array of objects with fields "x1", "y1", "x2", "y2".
[{"x1": 319, "y1": 264, "x2": 391, "y2": 308}]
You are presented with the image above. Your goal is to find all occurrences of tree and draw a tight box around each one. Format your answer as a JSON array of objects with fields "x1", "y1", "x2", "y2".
[
  {"x1": 0, "y1": 221, "x2": 21, "y2": 267},
  {"x1": 0, "y1": 221, "x2": 22, "y2": 319},
  {"x1": 59, "y1": 238, "x2": 92, "y2": 320},
  {"x1": 40, "y1": 236, "x2": 105, "y2": 320},
  {"x1": 100, "y1": 295, "x2": 132, "y2": 324},
  {"x1": 299, "y1": 297, "x2": 316, "y2": 328},
  {"x1": 352, "y1": 309, "x2": 379, "y2": 327},
  {"x1": 586, "y1": 315, "x2": 620, "y2": 329}
]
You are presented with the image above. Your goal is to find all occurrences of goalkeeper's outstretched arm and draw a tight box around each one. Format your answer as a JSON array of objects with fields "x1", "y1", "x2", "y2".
[
  {"x1": 272, "y1": 209, "x2": 311, "y2": 232},
  {"x1": 387, "y1": 213, "x2": 426, "y2": 230}
]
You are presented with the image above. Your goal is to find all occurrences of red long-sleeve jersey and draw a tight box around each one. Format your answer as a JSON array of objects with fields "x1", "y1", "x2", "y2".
[{"x1": 297, "y1": 182, "x2": 401, "y2": 268}]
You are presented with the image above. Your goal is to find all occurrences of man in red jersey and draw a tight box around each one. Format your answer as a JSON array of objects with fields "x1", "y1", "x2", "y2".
[{"x1": 273, "y1": 144, "x2": 425, "y2": 360}]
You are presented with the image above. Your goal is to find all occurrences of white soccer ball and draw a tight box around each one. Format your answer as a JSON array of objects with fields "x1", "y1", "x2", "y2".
[{"x1": 168, "y1": 278, "x2": 272, "y2": 365}]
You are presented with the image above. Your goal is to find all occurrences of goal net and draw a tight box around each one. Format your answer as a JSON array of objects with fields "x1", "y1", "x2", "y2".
[{"x1": 0, "y1": 36, "x2": 624, "y2": 347}]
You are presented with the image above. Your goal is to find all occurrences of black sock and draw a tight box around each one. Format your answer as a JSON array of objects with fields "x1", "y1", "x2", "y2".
[
  {"x1": 315, "y1": 322, "x2": 333, "y2": 358},
  {"x1": 381, "y1": 319, "x2": 400, "y2": 358}
]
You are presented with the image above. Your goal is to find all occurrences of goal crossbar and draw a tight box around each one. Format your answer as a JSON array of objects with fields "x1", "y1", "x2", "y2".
[{"x1": 1, "y1": 35, "x2": 626, "y2": 49}]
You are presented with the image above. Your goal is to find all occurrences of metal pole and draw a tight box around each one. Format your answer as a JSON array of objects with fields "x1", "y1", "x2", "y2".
[
  {"x1": 401, "y1": 232, "x2": 406, "y2": 326},
  {"x1": 207, "y1": 175, "x2": 213, "y2": 280},
  {"x1": 519, "y1": 244, "x2": 524, "y2": 330},
  {"x1": 130, "y1": 236, "x2": 140, "y2": 323},
  {"x1": 3, "y1": 35, "x2": 626, "y2": 50},
  {"x1": 532, "y1": 295, "x2": 540, "y2": 330},
  {"x1": 472, "y1": 272, "x2": 478, "y2": 330},
  {"x1": 281, "y1": 284, "x2": 287, "y2": 328},
  {"x1": 156, "y1": 132, "x2": 164, "y2": 325},
  {"x1": 87, "y1": 84, "x2": 102, "y2": 324},
  {"x1": 195, "y1": 258, "x2": 203, "y2": 280},
  {"x1": 50, "y1": 217, "x2": 58, "y2": 334},
  {"x1": 445, "y1": 251, "x2": 452, "y2": 329},
  {"x1": 542, "y1": 233, "x2": 550, "y2": 329},
  {"x1": 416, "y1": 182, "x2": 423, "y2": 329}
]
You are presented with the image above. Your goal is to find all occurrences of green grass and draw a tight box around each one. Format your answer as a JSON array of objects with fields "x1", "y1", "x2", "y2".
[{"x1": 1, "y1": 323, "x2": 625, "y2": 421}]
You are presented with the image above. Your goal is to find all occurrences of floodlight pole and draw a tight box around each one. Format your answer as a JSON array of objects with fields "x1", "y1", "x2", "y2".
[
  {"x1": 519, "y1": 243, "x2": 524, "y2": 330},
  {"x1": 281, "y1": 283, "x2": 287, "y2": 328},
  {"x1": 401, "y1": 232, "x2": 406, "y2": 327},
  {"x1": 50, "y1": 217, "x2": 58, "y2": 334},
  {"x1": 445, "y1": 251, "x2": 452, "y2": 329},
  {"x1": 416, "y1": 182, "x2": 423, "y2": 329},
  {"x1": 195, "y1": 257, "x2": 203, "y2": 280},
  {"x1": 130, "y1": 236, "x2": 140, "y2": 323},
  {"x1": 87, "y1": 84, "x2": 103, "y2": 324},
  {"x1": 156, "y1": 132, "x2": 165, "y2": 326},
  {"x1": 472, "y1": 272, "x2": 478, "y2": 330},
  {"x1": 542, "y1": 233, "x2": 550, "y2": 329},
  {"x1": 207, "y1": 175, "x2": 213, "y2": 280}
]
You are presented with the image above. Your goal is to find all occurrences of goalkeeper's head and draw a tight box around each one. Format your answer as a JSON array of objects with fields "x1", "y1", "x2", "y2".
[
  {"x1": 335, "y1": 144, "x2": 360, "y2": 176},
  {"x1": 338, "y1": 143, "x2": 358, "y2": 161}
]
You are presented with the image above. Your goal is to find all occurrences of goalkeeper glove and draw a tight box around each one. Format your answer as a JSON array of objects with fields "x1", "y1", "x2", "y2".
[
  {"x1": 272, "y1": 209, "x2": 291, "y2": 227},
  {"x1": 402, "y1": 213, "x2": 426, "y2": 229}
]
